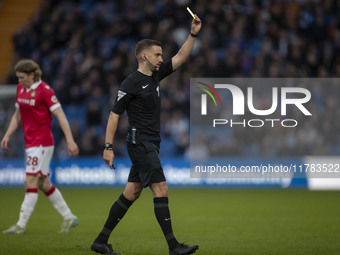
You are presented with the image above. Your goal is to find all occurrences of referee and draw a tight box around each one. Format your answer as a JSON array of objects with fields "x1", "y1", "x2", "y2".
[{"x1": 91, "y1": 15, "x2": 202, "y2": 255}]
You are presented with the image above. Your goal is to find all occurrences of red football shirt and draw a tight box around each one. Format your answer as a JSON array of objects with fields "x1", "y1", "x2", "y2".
[{"x1": 15, "y1": 80, "x2": 61, "y2": 148}]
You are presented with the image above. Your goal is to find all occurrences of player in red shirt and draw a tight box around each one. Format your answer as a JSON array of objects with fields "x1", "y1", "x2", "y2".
[{"x1": 1, "y1": 59, "x2": 79, "y2": 234}]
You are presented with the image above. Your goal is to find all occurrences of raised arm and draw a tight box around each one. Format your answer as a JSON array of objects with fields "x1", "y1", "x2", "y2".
[
  {"x1": 1, "y1": 108, "x2": 21, "y2": 150},
  {"x1": 171, "y1": 15, "x2": 202, "y2": 71},
  {"x1": 53, "y1": 107, "x2": 79, "y2": 157},
  {"x1": 103, "y1": 111, "x2": 120, "y2": 169}
]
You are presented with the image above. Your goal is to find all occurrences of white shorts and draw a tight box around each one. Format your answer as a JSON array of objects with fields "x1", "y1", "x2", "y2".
[{"x1": 25, "y1": 146, "x2": 54, "y2": 177}]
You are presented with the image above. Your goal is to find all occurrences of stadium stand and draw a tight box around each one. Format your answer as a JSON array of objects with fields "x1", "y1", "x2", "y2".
[
  {"x1": 1, "y1": 0, "x2": 340, "y2": 159},
  {"x1": 0, "y1": 0, "x2": 42, "y2": 82}
]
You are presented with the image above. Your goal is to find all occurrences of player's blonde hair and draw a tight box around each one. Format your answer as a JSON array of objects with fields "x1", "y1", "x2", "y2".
[{"x1": 15, "y1": 59, "x2": 42, "y2": 82}]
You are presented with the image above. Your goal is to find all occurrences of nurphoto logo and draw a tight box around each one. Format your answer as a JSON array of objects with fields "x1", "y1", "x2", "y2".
[{"x1": 195, "y1": 80, "x2": 312, "y2": 128}]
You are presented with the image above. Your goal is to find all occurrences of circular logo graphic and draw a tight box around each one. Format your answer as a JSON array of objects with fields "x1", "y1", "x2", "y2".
[{"x1": 51, "y1": 95, "x2": 58, "y2": 103}]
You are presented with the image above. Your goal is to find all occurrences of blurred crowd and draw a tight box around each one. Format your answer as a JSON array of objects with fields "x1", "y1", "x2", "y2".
[{"x1": 1, "y1": 0, "x2": 340, "y2": 159}]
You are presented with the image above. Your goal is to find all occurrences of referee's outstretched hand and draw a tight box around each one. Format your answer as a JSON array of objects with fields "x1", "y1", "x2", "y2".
[
  {"x1": 104, "y1": 149, "x2": 115, "y2": 169},
  {"x1": 191, "y1": 15, "x2": 202, "y2": 35}
]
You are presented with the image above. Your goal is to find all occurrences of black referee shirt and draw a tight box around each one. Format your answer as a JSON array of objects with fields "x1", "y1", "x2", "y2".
[{"x1": 112, "y1": 60, "x2": 174, "y2": 137}]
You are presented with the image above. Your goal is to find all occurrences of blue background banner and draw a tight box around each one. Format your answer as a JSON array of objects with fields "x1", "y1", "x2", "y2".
[{"x1": 0, "y1": 157, "x2": 310, "y2": 188}]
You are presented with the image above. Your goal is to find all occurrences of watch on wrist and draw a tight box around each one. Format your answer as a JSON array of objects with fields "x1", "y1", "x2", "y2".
[
  {"x1": 190, "y1": 32, "x2": 198, "y2": 38},
  {"x1": 104, "y1": 142, "x2": 113, "y2": 150}
]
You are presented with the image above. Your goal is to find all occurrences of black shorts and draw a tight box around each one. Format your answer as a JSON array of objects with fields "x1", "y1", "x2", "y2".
[{"x1": 127, "y1": 138, "x2": 166, "y2": 187}]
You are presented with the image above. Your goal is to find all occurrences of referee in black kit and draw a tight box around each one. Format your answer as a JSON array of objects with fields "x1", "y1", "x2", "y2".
[{"x1": 91, "y1": 14, "x2": 202, "y2": 255}]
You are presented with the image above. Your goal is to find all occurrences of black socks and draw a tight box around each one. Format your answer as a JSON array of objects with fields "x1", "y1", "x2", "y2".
[
  {"x1": 95, "y1": 193, "x2": 133, "y2": 244},
  {"x1": 95, "y1": 194, "x2": 179, "y2": 250},
  {"x1": 154, "y1": 197, "x2": 179, "y2": 250}
]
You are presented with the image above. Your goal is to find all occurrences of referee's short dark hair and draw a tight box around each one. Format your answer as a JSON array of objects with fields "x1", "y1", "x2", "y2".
[{"x1": 135, "y1": 39, "x2": 162, "y2": 59}]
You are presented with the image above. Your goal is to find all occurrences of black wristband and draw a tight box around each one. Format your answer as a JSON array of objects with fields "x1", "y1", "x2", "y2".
[
  {"x1": 190, "y1": 32, "x2": 198, "y2": 38},
  {"x1": 104, "y1": 142, "x2": 113, "y2": 150}
]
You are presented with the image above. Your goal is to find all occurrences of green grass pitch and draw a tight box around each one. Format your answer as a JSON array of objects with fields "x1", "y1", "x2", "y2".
[{"x1": 0, "y1": 188, "x2": 339, "y2": 255}]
